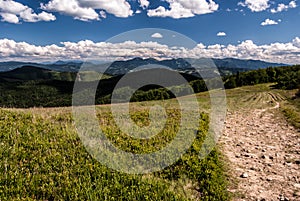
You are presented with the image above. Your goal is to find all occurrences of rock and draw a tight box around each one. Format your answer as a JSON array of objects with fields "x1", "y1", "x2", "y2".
[
  {"x1": 285, "y1": 162, "x2": 292, "y2": 167},
  {"x1": 279, "y1": 195, "x2": 283, "y2": 201},
  {"x1": 261, "y1": 155, "x2": 267, "y2": 159},
  {"x1": 221, "y1": 97, "x2": 300, "y2": 201},
  {"x1": 241, "y1": 172, "x2": 249, "y2": 178},
  {"x1": 294, "y1": 183, "x2": 300, "y2": 188},
  {"x1": 279, "y1": 195, "x2": 289, "y2": 201},
  {"x1": 293, "y1": 191, "x2": 300, "y2": 197}
]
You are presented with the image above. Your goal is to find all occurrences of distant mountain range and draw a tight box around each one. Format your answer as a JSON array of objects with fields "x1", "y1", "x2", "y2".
[
  {"x1": 106, "y1": 57, "x2": 287, "y2": 76},
  {"x1": 0, "y1": 61, "x2": 82, "y2": 72},
  {"x1": 0, "y1": 58, "x2": 288, "y2": 82}
]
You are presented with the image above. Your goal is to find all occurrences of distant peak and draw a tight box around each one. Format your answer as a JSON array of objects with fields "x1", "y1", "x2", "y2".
[{"x1": 53, "y1": 60, "x2": 83, "y2": 65}]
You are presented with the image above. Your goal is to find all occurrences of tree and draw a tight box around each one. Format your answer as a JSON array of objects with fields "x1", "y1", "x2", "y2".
[
  {"x1": 266, "y1": 67, "x2": 276, "y2": 82},
  {"x1": 296, "y1": 87, "x2": 300, "y2": 98},
  {"x1": 225, "y1": 77, "x2": 236, "y2": 89}
]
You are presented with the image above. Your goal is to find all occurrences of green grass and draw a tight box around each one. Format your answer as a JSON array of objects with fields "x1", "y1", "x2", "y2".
[
  {"x1": 0, "y1": 105, "x2": 229, "y2": 200},
  {"x1": 278, "y1": 89, "x2": 300, "y2": 130},
  {"x1": 3, "y1": 83, "x2": 298, "y2": 200}
]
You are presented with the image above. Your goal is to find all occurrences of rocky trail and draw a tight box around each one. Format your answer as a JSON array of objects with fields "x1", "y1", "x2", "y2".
[{"x1": 220, "y1": 92, "x2": 300, "y2": 200}]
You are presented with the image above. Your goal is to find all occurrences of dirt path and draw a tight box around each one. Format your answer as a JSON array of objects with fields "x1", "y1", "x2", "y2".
[{"x1": 220, "y1": 92, "x2": 300, "y2": 200}]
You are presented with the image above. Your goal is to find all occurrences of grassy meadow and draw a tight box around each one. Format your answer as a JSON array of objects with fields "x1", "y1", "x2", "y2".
[
  {"x1": 1, "y1": 83, "x2": 299, "y2": 200},
  {"x1": 0, "y1": 96, "x2": 228, "y2": 200}
]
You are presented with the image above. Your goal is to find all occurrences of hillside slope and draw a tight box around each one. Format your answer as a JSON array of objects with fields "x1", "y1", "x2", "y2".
[{"x1": 221, "y1": 85, "x2": 300, "y2": 200}]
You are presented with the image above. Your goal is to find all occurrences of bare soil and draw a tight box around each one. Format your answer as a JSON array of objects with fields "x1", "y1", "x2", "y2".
[{"x1": 221, "y1": 92, "x2": 300, "y2": 200}]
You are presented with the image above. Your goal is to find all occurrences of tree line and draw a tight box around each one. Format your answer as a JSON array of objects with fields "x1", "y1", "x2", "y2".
[
  {"x1": 223, "y1": 65, "x2": 300, "y2": 91},
  {"x1": 0, "y1": 65, "x2": 299, "y2": 108}
]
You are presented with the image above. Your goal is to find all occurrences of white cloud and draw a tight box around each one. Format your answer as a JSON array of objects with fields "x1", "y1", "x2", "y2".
[
  {"x1": 147, "y1": 4, "x2": 194, "y2": 19},
  {"x1": 151, "y1": 33, "x2": 163, "y2": 38},
  {"x1": 139, "y1": 0, "x2": 150, "y2": 9},
  {"x1": 0, "y1": 38, "x2": 63, "y2": 58},
  {"x1": 20, "y1": 10, "x2": 56, "y2": 23},
  {"x1": 292, "y1": 37, "x2": 300, "y2": 48},
  {"x1": 78, "y1": 0, "x2": 133, "y2": 18},
  {"x1": 238, "y1": 0, "x2": 270, "y2": 12},
  {"x1": 41, "y1": 0, "x2": 99, "y2": 21},
  {"x1": 0, "y1": 0, "x2": 55, "y2": 24},
  {"x1": 0, "y1": 0, "x2": 27, "y2": 14},
  {"x1": 1, "y1": 38, "x2": 300, "y2": 64},
  {"x1": 270, "y1": 1, "x2": 297, "y2": 13},
  {"x1": 261, "y1": 18, "x2": 279, "y2": 26},
  {"x1": 271, "y1": 3, "x2": 288, "y2": 13},
  {"x1": 99, "y1": 10, "x2": 106, "y2": 19},
  {"x1": 41, "y1": 0, "x2": 133, "y2": 21},
  {"x1": 217, "y1": 32, "x2": 226, "y2": 37},
  {"x1": 147, "y1": 0, "x2": 219, "y2": 19},
  {"x1": 289, "y1": 0, "x2": 297, "y2": 8},
  {"x1": 0, "y1": 12, "x2": 19, "y2": 23}
]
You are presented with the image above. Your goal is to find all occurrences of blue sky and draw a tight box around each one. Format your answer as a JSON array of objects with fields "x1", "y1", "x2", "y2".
[{"x1": 0, "y1": 0, "x2": 299, "y2": 63}]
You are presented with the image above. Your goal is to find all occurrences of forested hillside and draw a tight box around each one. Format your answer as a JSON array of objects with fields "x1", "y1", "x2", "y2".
[
  {"x1": 0, "y1": 65, "x2": 298, "y2": 108},
  {"x1": 224, "y1": 65, "x2": 300, "y2": 90}
]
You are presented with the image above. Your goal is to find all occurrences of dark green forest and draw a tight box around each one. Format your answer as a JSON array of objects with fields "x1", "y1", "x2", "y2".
[
  {"x1": 0, "y1": 65, "x2": 299, "y2": 108},
  {"x1": 223, "y1": 65, "x2": 300, "y2": 90}
]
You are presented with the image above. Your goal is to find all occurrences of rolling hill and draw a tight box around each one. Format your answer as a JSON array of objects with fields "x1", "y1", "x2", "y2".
[{"x1": 0, "y1": 66, "x2": 77, "y2": 81}]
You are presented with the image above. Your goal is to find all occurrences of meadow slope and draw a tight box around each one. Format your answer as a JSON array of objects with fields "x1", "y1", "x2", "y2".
[
  {"x1": 1, "y1": 84, "x2": 299, "y2": 200},
  {"x1": 221, "y1": 84, "x2": 300, "y2": 200}
]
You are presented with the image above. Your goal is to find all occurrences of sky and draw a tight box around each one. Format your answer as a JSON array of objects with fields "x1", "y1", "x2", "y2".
[{"x1": 0, "y1": 0, "x2": 299, "y2": 64}]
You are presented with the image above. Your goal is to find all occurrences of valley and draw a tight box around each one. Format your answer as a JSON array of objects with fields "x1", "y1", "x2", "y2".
[
  {"x1": 1, "y1": 0, "x2": 299, "y2": 199},
  {"x1": 0, "y1": 59, "x2": 299, "y2": 200}
]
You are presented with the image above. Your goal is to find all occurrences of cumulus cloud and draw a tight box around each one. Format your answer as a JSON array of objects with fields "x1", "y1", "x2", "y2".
[
  {"x1": 41, "y1": 0, "x2": 133, "y2": 21},
  {"x1": 41, "y1": 0, "x2": 99, "y2": 21},
  {"x1": 151, "y1": 33, "x2": 163, "y2": 38},
  {"x1": 292, "y1": 37, "x2": 300, "y2": 48},
  {"x1": 238, "y1": 0, "x2": 270, "y2": 12},
  {"x1": 99, "y1": 10, "x2": 107, "y2": 18},
  {"x1": 0, "y1": 12, "x2": 19, "y2": 23},
  {"x1": 261, "y1": 18, "x2": 279, "y2": 26},
  {"x1": 1, "y1": 38, "x2": 300, "y2": 64},
  {"x1": 217, "y1": 32, "x2": 226, "y2": 37},
  {"x1": 147, "y1": 0, "x2": 219, "y2": 19},
  {"x1": 289, "y1": 0, "x2": 297, "y2": 8},
  {"x1": 139, "y1": 0, "x2": 150, "y2": 9},
  {"x1": 270, "y1": 1, "x2": 297, "y2": 13},
  {"x1": 0, "y1": 0, "x2": 55, "y2": 23},
  {"x1": 20, "y1": 10, "x2": 56, "y2": 23},
  {"x1": 78, "y1": 0, "x2": 133, "y2": 18},
  {"x1": 271, "y1": 4, "x2": 288, "y2": 13}
]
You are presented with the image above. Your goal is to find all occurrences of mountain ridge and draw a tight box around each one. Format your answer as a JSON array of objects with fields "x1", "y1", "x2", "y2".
[{"x1": 0, "y1": 58, "x2": 288, "y2": 77}]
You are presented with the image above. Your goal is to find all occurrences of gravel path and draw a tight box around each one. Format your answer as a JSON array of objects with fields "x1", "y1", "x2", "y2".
[{"x1": 221, "y1": 98, "x2": 300, "y2": 200}]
